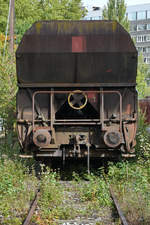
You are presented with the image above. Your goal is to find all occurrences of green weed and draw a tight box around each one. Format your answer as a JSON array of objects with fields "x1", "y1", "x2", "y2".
[
  {"x1": 0, "y1": 139, "x2": 38, "y2": 225},
  {"x1": 108, "y1": 161, "x2": 150, "y2": 224},
  {"x1": 76, "y1": 173, "x2": 111, "y2": 207}
]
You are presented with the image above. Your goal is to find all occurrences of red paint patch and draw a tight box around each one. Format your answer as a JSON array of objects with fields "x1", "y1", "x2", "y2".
[
  {"x1": 126, "y1": 104, "x2": 131, "y2": 114},
  {"x1": 72, "y1": 36, "x2": 86, "y2": 52},
  {"x1": 87, "y1": 93, "x2": 98, "y2": 103},
  {"x1": 106, "y1": 69, "x2": 112, "y2": 73}
]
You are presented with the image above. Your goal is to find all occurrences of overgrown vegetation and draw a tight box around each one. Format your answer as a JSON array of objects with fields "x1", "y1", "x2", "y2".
[
  {"x1": 0, "y1": 53, "x2": 17, "y2": 133},
  {"x1": 108, "y1": 162, "x2": 150, "y2": 225},
  {"x1": 0, "y1": 143, "x2": 113, "y2": 225},
  {"x1": 0, "y1": 112, "x2": 150, "y2": 224},
  {"x1": 0, "y1": 138, "x2": 38, "y2": 225},
  {"x1": 136, "y1": 54, "x2": 150, "y2": 99},
  {"x1": 106, "y1": 112, "x2": 150, "y2": 225},
  {"x1": 33, "y1": 171, "x2": 112, "y2": 224},
  {"x1": 103, "y1": 0, "x2": 130, "y2": 31},
  {"x1": 0, "y1": 0, "x2": 86, "y2": 42}
]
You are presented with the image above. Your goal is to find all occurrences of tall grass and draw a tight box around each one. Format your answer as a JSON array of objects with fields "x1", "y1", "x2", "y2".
[
  {"x1": 107, "y1": 112, "x2": 150, "y2": 225},
  {"x1": 0, "y1": 135, "x2": 38, "y2": 225},
  {"x1": 0, "y1": 112, "x2": 150, "y2": 224}
]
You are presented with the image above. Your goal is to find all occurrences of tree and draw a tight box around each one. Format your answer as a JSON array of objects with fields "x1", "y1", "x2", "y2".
[
  {"x1": 0, "y1": 51, "x2": 17, "y2": 133},
  {"x1": 37, "y1": 0, "x2": 85, "y2": 20},
  {"x1": 0, "y1": 0, "x2": 86, "y2": 42},
  {"x1": 103, "y1": 0, "x2": 129, "y2": 31},
  {"x1": 0, "y1": 0, "x2": 9, "y2": 33},
  {"x1": 136, "y1": 54, "x2": 149, "y2": 99}
]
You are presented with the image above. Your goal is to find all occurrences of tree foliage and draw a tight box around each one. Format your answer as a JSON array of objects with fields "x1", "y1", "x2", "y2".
[
  {"x1": 103, "y1": 0, "x2": 129, "y2": 31},
  {"x1": 0, "y1": 52, "x2": 17, "y2": 132},
  {"x1": 136, "y1": 54, "x2": 149, "y2": 99},
  {"x1": 0, "y1": 0, "x2": 86, "y2": 41}
]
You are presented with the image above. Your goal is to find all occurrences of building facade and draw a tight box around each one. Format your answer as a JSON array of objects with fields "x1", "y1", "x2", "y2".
[
  {"x1": 84, "y1": 6, "x2": 102, "y2": 20},
  {"x1": 126, "y1": 4, "x2": 150, "y2": 65},
  {"x1": 83, "y1": 3, "x2": 150, "y2": 65}
]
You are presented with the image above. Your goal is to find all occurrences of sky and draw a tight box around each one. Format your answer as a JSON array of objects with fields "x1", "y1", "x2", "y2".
[{"x1": 82, "y1": 0, "x2": 150, "y2": 7}]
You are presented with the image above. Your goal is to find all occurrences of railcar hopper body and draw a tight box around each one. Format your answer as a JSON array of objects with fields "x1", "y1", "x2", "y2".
[{"x1": 16, "y1": 20, "x2": 137, "y2": 158}]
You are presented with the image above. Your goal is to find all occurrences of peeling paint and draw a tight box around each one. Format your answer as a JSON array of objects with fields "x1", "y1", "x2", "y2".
[
  {"x1": 35, "y1": 22, "x2": 42, "y2": 34},
  {"x1": 112, "y1": 21, "x2": 117, "y2": 32}
]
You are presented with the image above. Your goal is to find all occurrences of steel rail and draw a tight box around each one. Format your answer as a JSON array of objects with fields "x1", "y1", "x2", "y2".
[
  {"x1": 22, "y1": 189, "x2": 40, "y2": 225},
  {"x1": 109, "y1": 186, "x2": 128, "y2": 225},
  {"x1": 103, "y1": 174, "x2": 128, "y2": 225}
]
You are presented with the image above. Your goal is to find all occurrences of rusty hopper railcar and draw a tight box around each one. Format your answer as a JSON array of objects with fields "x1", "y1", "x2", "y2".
[{"x1": 16, "y1": 20, "x2": 137, "y2": 158}]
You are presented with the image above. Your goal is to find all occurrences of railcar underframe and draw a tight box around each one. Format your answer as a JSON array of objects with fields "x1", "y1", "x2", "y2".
[{"x1": 16, "y1": 85, "x2": 137, "y2": 158}]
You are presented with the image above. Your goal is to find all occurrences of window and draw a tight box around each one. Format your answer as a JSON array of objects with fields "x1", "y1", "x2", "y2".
[
  {"x1": 143, "y1": 47, "x2": 147, "y2": 53},
  {"x1": 147, "y1": 24, "x2": 150, "y2": 30},
  {"x1": 147, "y1": 35, "x2": 150, "y2": 41},
  {"x1": 137, "y1": 35, "x2": 148, "y2": 42},
  {"x1": 143, "y1": 47, "x2": 146, "y2": 53},
  {"x1": 93, "y1": 7, "x2": 100, "y2": 11},
  {"x1": 84, "y1": 17, "x2": 90, "y2": 20},
  {"x1": 137, "y1": 47, "x2": 142, "y2": 53},
  {"x1": 128, "y1": 12, "x2": 136, "y2": 21},
  {"x1": 147, "y1": 47, "x2": 150, "y2": 53},
  {"x1": 92, "y1": 17, "x2": 100, "y2": 20},
  {"x1": 137, "y1": 24, "x2": 147, "y2": 31},
  {"x1": 137, "y1": 11, "x2": 146, "y2": 20},
  {"x1": 137, "y1": 36, "x2": 141, "y2": 42},
  {"x1": 147, "y1": 10, "x2": 150, "y2": 19},
  {"x1": 144, "y1": 58, "x2": 150, "y2": 64},
  {"x1": 137, "y1": 47, "x2": 150, "y2": 53},
  {"x1": 130, "y1": 24, "x2": 137, "y2": 31},
  {"x1": 146, "y1": 58, "x2": 150, "y2": 64},
  {"x1": 144, "y1": 36, "x2": 147, "y2": 42}
]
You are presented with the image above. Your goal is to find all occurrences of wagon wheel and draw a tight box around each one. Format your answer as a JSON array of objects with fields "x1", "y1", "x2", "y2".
[{"x1": 68, "y1": 90, "x2": 87, "y2": 110}]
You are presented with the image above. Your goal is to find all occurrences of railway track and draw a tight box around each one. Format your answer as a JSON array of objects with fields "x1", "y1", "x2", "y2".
[
  {"x1": 22, "y1": 189, "x2": 40, "y2": 225},
  {"x1": 109, "y1": 186, "x2": 128, "y2": 225},
  {"x1": 22, "y1": 180, "x2": 129, "y2": 225}
]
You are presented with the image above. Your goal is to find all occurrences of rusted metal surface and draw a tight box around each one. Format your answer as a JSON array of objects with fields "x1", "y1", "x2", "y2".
[
  {"x1": 17, "y1": 20, "x2": 136, "y2": 52},
  {"x1": 16, "y1": 20, "x2": 137, "y2": 85},
  {"x1": 18, "y1": 83, "x2": 136, "y2": 88},
  {"x1": 16, "y1": 20, "x2": 138, "y2": 157},
  {"x1": 22, "y1": 189, "x2": 40, "y2": 225},
  {"x1": 68, "y1": 90, "x2": 88, "y2": 110},
  {"x1": 139, "y1": 96, "x2": 150, "y2": 124},
  {"x1": 110, "y1": 186, "x2": 129, "y2": 225},
  {"x1": 33, "y1": 129, "x2": 51, "y2": 147},
  {"x1": 104, "y1": 130, "x2": 121, "y2": 148},
  {"x1": 32, "y1": 90, "x2": 123, "y2": 133},
  {"x1": 16, "y1": 86, "x2": 137, "y2": 155},
  {"x1": 123, "y1": 122, "x2": 137, "y2": 153}
]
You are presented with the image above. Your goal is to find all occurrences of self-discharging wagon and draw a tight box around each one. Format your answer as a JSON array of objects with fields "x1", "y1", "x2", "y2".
[{"x1": 16, "y1": 20, "x2": 138, "y2": 158}]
